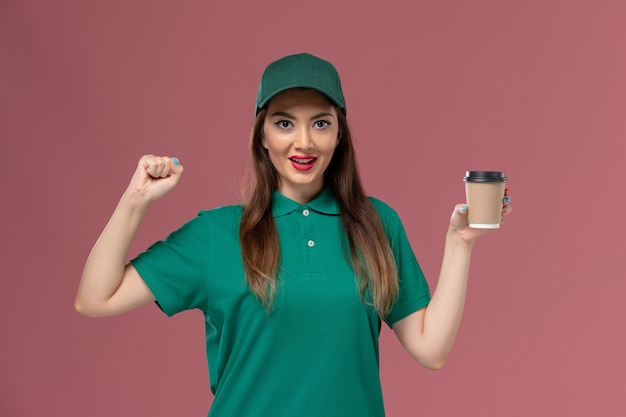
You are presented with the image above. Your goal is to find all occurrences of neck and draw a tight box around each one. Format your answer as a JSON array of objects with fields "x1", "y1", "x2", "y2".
[{"x1": 278, "y1": 182, "x2": 324, "y2": 204}]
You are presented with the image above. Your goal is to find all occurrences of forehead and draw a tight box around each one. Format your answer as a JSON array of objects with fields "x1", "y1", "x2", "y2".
[{"x1": 266, "y1": 88, "x2": 335, "y2": 113}]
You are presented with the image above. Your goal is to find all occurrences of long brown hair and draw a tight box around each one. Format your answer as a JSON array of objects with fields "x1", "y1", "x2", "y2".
[{"x1": 239, "y1": 106, "x2": 399, "y2": 318}]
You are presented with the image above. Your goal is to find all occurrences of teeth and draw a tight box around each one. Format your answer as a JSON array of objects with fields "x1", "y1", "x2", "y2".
[{"x1": 292, "y1": 158, "x2": 314, "y2": 164}]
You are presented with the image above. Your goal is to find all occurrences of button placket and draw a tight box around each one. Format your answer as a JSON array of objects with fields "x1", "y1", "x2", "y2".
[
  {"x1": 302, "y1": 208, "x2": 315, "y2": 248},
  {"x1": 297, "y1": 206, "x2": 327, "y2": 277},
  {"x1": 302, "y1": 207, "x2": 313, "y2": 249}
]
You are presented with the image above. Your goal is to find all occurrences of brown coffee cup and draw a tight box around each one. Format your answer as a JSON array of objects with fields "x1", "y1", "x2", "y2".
[{"x1": 463, "y1": 171, "x2": 507, "y2": 228}]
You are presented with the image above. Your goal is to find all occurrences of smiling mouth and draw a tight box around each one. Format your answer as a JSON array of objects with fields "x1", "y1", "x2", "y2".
[
  {"x1": 289, "y1": 157, "x2": 317, "y2": 164},
  {"x1": 289, "y1": 156, "x2": 317, "y2": 171}
]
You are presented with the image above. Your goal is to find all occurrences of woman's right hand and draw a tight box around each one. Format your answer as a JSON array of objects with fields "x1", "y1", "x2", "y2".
[{"x1": 126, "y1": 155, "x2": 184, "y2": 205}]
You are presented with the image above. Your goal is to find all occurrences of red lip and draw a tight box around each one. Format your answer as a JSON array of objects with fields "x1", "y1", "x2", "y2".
[{"x1": 289, "y1": 155, "x2": 317, "y2": 171}]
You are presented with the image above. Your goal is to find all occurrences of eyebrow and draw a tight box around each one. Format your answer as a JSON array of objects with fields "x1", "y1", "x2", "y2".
[{"x1": 270, "y1": 111, "x2": 336, "y2": 120}]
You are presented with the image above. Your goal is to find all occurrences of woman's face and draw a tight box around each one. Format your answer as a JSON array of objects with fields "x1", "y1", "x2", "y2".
[{"x1": 262, "y1": 88, "x2": 339, "y2": 204}]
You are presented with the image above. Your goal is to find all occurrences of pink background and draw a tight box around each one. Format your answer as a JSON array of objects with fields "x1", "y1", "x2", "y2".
[{"x1": 2, "y1": 0, "x2": 625, "y2": 416}]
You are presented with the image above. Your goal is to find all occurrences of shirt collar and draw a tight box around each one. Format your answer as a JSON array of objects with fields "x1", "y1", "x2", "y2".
[{"x1": 271, "y1": 186, "x2": 340, "y2": 217}]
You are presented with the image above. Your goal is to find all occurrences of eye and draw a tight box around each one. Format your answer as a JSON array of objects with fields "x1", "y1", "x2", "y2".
[
  {"x1": 314, "y1": 120, "x2": 331, "y2": 129},
  {"x1": 274, "y1": 120, "x2": 292, "y2": 129}
]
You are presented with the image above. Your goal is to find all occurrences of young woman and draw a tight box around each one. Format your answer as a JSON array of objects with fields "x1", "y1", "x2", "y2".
[{"x1": 76, "y1": 53, "x2": 512, "y2": 416}]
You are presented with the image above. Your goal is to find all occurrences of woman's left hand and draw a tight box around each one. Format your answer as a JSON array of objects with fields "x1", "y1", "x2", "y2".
[{"x1": 449, "y1": 189, "x2": 512, "y2": 244}]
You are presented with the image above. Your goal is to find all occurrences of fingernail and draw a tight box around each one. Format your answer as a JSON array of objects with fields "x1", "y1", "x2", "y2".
[
  {"x1": 504, "y1": 196, "x2": 510, "y2": 203},
  {"x1": 460, "y1": 205, "x2": 467, "y2": 212},
  {"x1": 172, "y1": 157, "x2": 179, "y2": 166}
]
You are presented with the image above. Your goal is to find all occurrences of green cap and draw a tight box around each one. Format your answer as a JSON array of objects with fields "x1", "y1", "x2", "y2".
[{"x1": 256, "y1": 53, "x2": 346, "y2": 115}]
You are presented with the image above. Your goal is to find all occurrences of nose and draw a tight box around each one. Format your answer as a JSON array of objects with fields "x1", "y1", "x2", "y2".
[{"x1": 294, "y1": 126, "x2": 314, "y2": 150}]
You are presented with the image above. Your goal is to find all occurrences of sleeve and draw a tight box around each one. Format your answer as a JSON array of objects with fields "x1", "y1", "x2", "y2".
[
  {"x1": 130, "y1": 213, "x2": 209, "y2": 317},
  {"x1": 369, "y1": 198, "x2": 431, "y2": 328}
]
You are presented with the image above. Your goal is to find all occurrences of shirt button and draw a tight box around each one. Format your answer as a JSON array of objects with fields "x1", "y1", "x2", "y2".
[
  {"x1": 302, "y1": 209, "x2": 310, "y2": 216},
  {"x1": 307, "y1": 240, "x2": 315, "y2": 248}
]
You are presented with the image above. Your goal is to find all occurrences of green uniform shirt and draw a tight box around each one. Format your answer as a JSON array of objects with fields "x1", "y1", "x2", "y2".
[{"x1": 131, "y1": 187, "x2": 431, "y2": 417}]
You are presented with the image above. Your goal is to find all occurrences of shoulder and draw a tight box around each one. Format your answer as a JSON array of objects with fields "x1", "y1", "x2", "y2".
[
  {"x1": 198, "y1": 203, "x2": 244, "y2": 221},
  {"x1": 195, "y1": 203, "x2": 244, "y2": 231},
  {"x1": 170, "y1": 204, "x2": 243, "y2": 239},
  {"x1": 367, "y1": 196, "x2": 400, "y2": 222},
  {"x1": 367, "y1": 196, "x2": 408, "y2": 242}
]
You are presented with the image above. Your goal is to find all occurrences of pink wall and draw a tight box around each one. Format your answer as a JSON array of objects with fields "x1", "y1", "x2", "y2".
[{"x1": 2, "y1": 0, "x2": 625, "y2": 415}]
